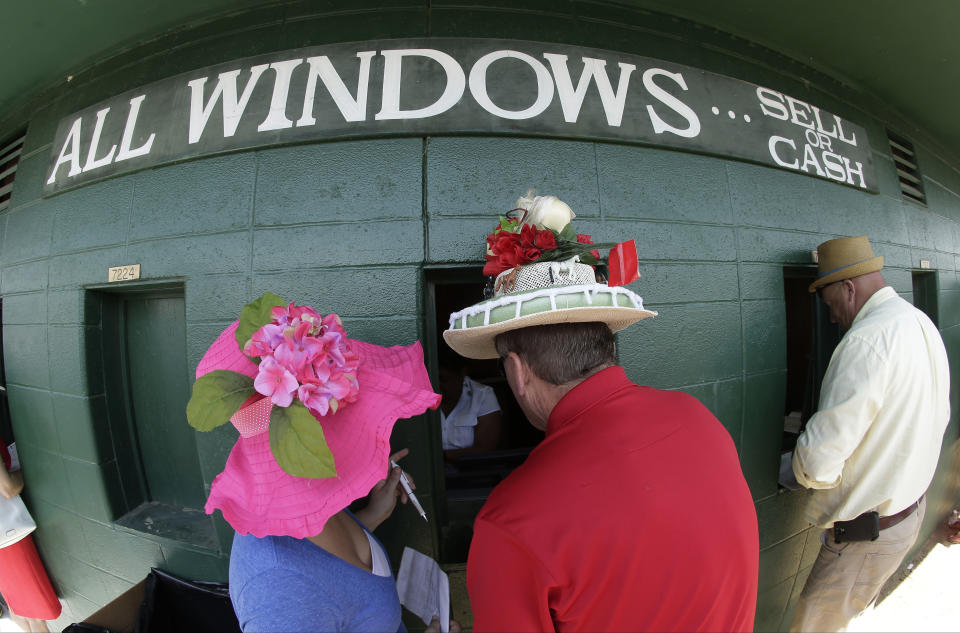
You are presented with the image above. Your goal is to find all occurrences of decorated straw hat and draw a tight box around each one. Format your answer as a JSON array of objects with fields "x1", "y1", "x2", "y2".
[
  {"x1": 808, "y1": 235, "x2": 884, "y2": 292},
  {"x1": 187, "y1": 293, "x2": 439, "y2": 538},
  {"x1": 443, "y1": 193, "x2": 657, "y2": 359}
]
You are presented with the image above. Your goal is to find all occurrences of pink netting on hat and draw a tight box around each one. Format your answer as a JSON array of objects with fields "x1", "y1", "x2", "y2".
[
  {"x1": 198, "y1": 327, "x2": 440, "y2": 539},
  {"x1": 230, "y1": 396, "x2": 271, "y2": 438}
]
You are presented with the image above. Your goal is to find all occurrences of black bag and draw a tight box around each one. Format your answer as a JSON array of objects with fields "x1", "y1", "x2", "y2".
[
  {"x1": 833, "y1": 511, "x2": 880, "y2": 543},
  {"x1": 135, "y1": 568, "x2": 241, "y2": 633}
]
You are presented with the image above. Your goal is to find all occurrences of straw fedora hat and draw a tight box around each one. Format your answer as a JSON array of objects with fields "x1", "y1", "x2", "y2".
[
  {"x1": 808, "y1": 235, "x2": 884, "y2": 293},
  {"x1": 443, "y1": 194, "x2": 657, "y2": 359}
]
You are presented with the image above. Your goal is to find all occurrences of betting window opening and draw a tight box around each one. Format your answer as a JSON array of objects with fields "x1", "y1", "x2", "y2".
[
  {"x1": 781, "y1": 267, "x2": 840, "y2": 457},
  {"x1": 911, "y1": 270, "x2": 939, "y2": 327},
  {"x1": 90, "y1": 283, "x2": 216, "y2": 547},
  {"x1": 425, "y1": 268, "x2": 544, "y2": 563}
]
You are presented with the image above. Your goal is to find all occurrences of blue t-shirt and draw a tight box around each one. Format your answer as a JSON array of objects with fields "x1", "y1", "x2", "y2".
[{"x1": 229, "y1": 514, "x2": 405, "y2": 632}]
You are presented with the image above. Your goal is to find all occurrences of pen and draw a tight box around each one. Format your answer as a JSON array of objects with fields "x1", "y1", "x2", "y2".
[{"x1": 391, "y1": 460, "x2": 428, "y2": 522}]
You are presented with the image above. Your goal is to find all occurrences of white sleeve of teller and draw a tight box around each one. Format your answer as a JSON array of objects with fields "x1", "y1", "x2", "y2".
[{"x1": 470, "y1": 379, "x2": 501, "y2": 417}]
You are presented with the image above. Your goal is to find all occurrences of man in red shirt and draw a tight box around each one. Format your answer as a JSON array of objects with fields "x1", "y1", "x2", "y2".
[{"x1": 443, "y1": 193, "x2": 758, "y2": 632}]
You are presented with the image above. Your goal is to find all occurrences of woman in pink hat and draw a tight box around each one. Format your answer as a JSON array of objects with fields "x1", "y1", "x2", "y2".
[{"x1": 188, "y1": 293, "x2": 441, "y2": 632}]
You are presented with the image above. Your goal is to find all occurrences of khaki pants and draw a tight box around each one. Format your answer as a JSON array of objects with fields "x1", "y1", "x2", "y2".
[{"x1": 790, "y1": 498, "x2": 924, "y2": 632}]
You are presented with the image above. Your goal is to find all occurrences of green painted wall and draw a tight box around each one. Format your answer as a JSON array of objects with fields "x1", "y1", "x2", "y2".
[{"x1": 1, "y1": 2, "x2": 958, "y2": 630}]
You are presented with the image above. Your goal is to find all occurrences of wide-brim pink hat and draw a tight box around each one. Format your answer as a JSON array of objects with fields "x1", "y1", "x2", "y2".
[{"x1": 195, "y1": 320, "x2": 439, "y2": 538}]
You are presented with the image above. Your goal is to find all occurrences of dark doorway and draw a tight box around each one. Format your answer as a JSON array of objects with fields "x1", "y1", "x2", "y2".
[
  {"x1": 912, "y1": 270, "x2": 939, "y2": 327},
  {"x1": 425, "y1": 268, "x2": 543, "y2": 563},
  {"x1": 122, "y1": 294, "x2": 205, "y2": 509},
  {"x1": 95, "y1": 286, "x2": 213, "y2": 545},
  {"x1": 782, "y1": 267, "x2": 840, "y2": 453}
]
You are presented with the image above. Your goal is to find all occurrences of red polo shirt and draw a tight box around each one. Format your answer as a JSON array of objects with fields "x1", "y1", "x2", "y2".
[{"x1": 467, "y1": 366, "x2": 758, "y2": 632}]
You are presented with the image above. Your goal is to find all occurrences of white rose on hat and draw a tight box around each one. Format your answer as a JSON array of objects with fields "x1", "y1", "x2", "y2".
[{"x1": 518, "y1": 193, "x2": 576, "y2": 232}]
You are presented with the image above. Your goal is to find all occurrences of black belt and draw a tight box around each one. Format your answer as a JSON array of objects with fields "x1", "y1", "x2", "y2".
[
  {"x1": 879, "y1": 498, "x2": 921, "y2": 531},
  {"x1": 833, "y1": 497, "x2": 922, "y2": 543}
]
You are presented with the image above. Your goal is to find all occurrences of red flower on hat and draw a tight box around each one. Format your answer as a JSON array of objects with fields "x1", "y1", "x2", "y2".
[
  {"x1": 483, "y1": 224, "x2": 564, "y2": 276},
  {"x1": 518, "y1": 224, "x2": 537, "y2": 247},
  {"x1": 535, "y1": 230, "x2": 557, "y2": 250},
  {"x1": 577, "y1": 233, "x2": 601, "y2": 260},
  {"x1": 482, "y1": 212, "x2": 616, "y2": 277}
]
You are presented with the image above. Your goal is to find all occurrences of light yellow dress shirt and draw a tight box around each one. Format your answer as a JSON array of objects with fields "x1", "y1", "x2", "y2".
[{"x1": 793, "y1": 286, "x2": 950, "y2": 527}]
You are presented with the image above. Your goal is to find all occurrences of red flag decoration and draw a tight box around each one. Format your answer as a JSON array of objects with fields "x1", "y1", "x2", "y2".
[{"x1": 607, "y1": 240, "x2": 640, "y2": 286}]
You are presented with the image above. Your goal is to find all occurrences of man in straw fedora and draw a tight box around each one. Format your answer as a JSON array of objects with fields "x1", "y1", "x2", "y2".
[
  {"x1": 789, "y1": 235, "x2": 950, "y2": 632},
  {"x1": 444, "y1": 193, "x2": 759, "y2": 632}
]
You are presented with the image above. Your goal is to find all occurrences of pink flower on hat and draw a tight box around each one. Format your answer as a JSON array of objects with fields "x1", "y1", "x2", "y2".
[
  {"x1": 188, "y1": 293, "x2": 379, "y2": 488},
  {"x1": 274, "y1": 322, "x2": 324, "y2": 374},
  {"x1": 271, "y1": 302, "x2": 322, "y2": 327},
  {"x1": 297, "y1": 381, "x2": 335, "y2": 416},
  {"x1": 254, "y1": 357, "x2": 299, "y2": 407},
  {"x1": 243, "y1": 323, "x2": 284, "y2": 357},
  {"x1": 244, "y1": 302, "x2": 361, "y2": 413}
]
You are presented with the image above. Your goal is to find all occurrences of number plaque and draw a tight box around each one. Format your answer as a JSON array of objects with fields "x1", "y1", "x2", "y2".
[{"x1": 108, "y1": 264, "x2": 141, "y2": 282}]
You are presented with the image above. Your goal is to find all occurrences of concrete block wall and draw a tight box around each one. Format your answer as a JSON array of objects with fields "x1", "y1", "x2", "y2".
[{"x1": 0, "y1": 1, "x2": 958, "y2": 630}]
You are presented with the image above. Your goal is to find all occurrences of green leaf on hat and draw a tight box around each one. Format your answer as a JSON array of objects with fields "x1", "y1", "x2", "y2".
[
  {"x1": 236, "y1": 291, "x2": 286, "y2": 356},
  {"x1": 557, "y1": 223, "x2": 577, "y2": 242},
  {"x1": 186, "y1": 370, "x2": 256, "y2": 431},
  {"x1": 495, "y1": 215, "x2": 521, "y2": 234},
  {"x1": 269, "y1": 400, "x2": 337, "y2": 479},
  {"x1": 539, "y1": 243, "x2": 587, "y2": 263}
]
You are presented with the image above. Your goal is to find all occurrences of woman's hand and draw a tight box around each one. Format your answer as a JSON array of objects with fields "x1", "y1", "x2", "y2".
[
  {"x1": 355, "y1": 449, "x2": 414, "y2": 532},
  {"x1": 0, "y1": 467, "x2": 24, "y2": 499},
  {"x1": 426, "y1": 616, "x2": 462, "y2": 632}
]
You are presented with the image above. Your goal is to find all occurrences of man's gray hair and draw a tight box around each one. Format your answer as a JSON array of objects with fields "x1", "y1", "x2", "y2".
[{"x1": 494, "y1": 322, "x2": 616, "y2": 385}]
